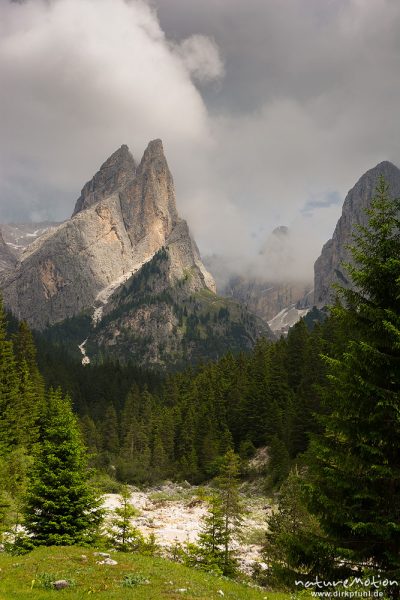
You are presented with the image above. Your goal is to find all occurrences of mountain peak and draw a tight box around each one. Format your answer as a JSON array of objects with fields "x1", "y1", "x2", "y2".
[
  {"x1": 370, "y1": 160, "x2": 399, "y2": 172},
  {"x1": 136, "y1": 139, "x2": 170, "y2": 177},
  {"x1": 314, "y1": 160, "x2": 400, "y2": 306},
  {"x1": 143, "y1": 138, "x2": 164, "y2": 158},
  {"x1": 72, "y1": 144, "x2": 136, "y2": 216},
  {"x1": 119, "y1": 139, "x2": 179, "y2": 244}
]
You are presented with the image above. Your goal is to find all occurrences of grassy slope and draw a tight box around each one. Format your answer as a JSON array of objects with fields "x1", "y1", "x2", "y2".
[{"x1": 0, "y1": 546, "x2": 287, "y2": 600}]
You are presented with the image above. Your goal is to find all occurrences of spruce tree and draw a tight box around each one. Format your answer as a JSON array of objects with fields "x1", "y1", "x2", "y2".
[
  {"x1": 307, "y1": 176, "x2": 400, "y2": 582},
  {"x1": 187, "y1": 493, "x2": 227, "y2": 574},
  {"x1": 263, "y1": 471, "x2": 331, "y2": 589},
  {"x1": 107, "y1": 485, "x2": 143, "y2": 552},
  {"x1": 214, "y1": 449, "x2": 243, "y2": 576},
  {"x1": 13, "y1": 321, "x2": 45, "y2": 398},
  {"x1": 101, "y1": 405, "x2": 120, "y2": 456},
  {"x1": 24, "y1": 389, "x2": 103, "y2": 546}
]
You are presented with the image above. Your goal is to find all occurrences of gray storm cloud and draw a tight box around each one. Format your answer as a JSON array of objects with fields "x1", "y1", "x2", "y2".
[
  {"x1": 1, "y1": 0, "x2": 400, "y2": 283},
  {"x1": 0, "y1": 0, "x2": 217, "y2": 217}
]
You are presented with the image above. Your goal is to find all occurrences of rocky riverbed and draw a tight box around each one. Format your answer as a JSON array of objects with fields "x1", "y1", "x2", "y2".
[{"x1": 102, "y1": 482, "x2": 270, "y2": 574}]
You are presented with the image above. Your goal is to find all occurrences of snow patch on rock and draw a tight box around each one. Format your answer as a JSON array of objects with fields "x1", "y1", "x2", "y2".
[
  {"x1": 268, "y1": 305, "x2": 310, "y2": 335},
  {"x1": 78, "y1": 338, "x2": 90, "y2": 366}
]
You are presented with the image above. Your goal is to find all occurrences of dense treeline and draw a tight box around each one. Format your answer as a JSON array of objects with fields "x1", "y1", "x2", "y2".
[
  {"x1": 2, "y1": 279, "x2": 334, "y2": 492},
  {"x1": 35, "y1": 310, "x2": 333, "y2": 486}
]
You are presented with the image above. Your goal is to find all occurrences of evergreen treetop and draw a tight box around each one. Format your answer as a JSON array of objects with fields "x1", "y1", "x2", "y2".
[{"x1": 307, "y1": 176, "x2": 400, "y2": 583}]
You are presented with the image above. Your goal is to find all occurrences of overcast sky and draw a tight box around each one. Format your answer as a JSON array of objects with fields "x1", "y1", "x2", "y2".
[{"x1": 1, "y1": 0, "x2": 400, "y2": 280}]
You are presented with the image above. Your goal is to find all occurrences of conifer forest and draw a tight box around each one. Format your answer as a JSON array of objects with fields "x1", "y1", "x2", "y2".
[{"x1": 0, "y1": 177, "x2": 399, "y2": 598}]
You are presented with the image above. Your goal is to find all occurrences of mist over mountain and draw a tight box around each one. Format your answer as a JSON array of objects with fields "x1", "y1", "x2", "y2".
[
  {"x1": 204, "y1": 226, "x2": 313, "y2": 335},
  {"x1": 3, "y1": 0, "x2": 400, "y2": 276}
]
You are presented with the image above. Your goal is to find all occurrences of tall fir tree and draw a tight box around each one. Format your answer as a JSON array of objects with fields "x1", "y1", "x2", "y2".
[
  {"x1": 263, "y1": 471, "x2": 331, "y2": 589},
  {"x1": 24, "y1": 389, "x2": 103, "y2": 546},
  {"x1": 307, "y1": 176, "x2": 400, "y2": 583},
  {"x1": 186, "y1": 492, "x2": 228, "y2": 574}
]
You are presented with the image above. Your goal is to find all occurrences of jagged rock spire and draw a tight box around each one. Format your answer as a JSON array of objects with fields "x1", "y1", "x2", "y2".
[
  {"x1": 119, "y1": 139, "x2": 178, "y2": 245},
  {"x1": 72, "y1": 144, "x2": 136, "y2": 216},
  {"x1": 0, "y1": 139, "x2": 214, "y2": 329}
]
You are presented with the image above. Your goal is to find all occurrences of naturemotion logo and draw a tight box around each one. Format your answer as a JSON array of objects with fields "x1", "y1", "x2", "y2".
[{"x1": 295, "y1": 576, "x2": 398, "y2": 598}]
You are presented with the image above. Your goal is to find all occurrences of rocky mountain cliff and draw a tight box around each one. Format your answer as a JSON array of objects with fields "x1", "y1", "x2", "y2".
[
  {"x1": 314, "y1": 161, "x2": 400, "y2": 306},
  {"x1": 1, "y1": 140, "x2": 272, "y2": 367},
  {"x1": 83, "y1": 242, "x2": 270, "y2": 368},
  {"x1": 0, "y1": 230, "x2": 17, "y2": 272},
  {"x1": 72, "y1": 144, "x2": 136, "y2": 215},
  {"x1": 0, "y1": 140, "x2": 213, "y2": 329}
]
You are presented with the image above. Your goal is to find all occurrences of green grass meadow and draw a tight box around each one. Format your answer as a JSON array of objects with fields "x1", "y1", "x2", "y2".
[{"x1": 0, "y1": 546, "x2": 288, "y2": 600}]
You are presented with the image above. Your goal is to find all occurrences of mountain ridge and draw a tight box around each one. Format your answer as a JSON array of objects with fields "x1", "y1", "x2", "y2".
[
  {"x1": 0, "y1": 139, "x2": 216, "y2": 330},
  {"x1": 0, "y1": 140, "x2": 273, "y2": 367}
]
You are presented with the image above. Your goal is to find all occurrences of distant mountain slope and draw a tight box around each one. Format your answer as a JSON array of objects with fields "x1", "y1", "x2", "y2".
[
  {"x1": 206, "y1": 226, "x2": 313, "y2": 336},
  {"x1": 85, "y1": 245, "x2": 271, "y2": 368},
  {"x1": 314, "y1": 161, "x2": 400, "y2": 307},
  {"x1": 1, "y1": 222, "x2": 60, "y2": 257}
]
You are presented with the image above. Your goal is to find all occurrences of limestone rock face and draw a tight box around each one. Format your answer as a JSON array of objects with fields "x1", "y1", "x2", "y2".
[
  {"x1": 1, "y1": 139, "x2": 272, "y2": 367},
  {"x1": 1, "y1": 140, "x2": 215, "y2": 330},
  {"x1": 314, "y1": 161, "x2": 400, "y2": 306},
  {"x1": 73, "y1": 144, "x2": 136, "y2": 215},
  {"x1": 119, "y1": 140, "x2": 178, "y2": 248}
]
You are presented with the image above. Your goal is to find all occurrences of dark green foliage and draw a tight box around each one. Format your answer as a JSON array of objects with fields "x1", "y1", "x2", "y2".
[
  {"x1": 23, "y1": 389, "x2": 103, "y2": 546},
  {"x1": 185, "y1": 493, "x2": 227, "y2": 575},
  {"x1": 263, "y1": 471, "x2": 333, "y2": 589},
  {"x1": 0, "y1": 298, "x2": 20, "y2": 453},
  {"x1": 0, "y1": 304, "x2": 47, "y2": 541},
  {"x1": 213, "y1": 450, "x2": 243, "y2": 576},
  {"x1": 36, "y1": 314, "x2": 92, "y2": 361},
  {"x1": 307, "y1": 176, "x2": 400, "y2": 581},
  {"x1": 302, "y1": 306, "x2": 327, "y2": 330},
  {"x1": 32, "y1": 301, "x2": 332, "y2": 485},
  {"x1": 184, "y1": 451, "x2": 243, "y2": 577},
  {"x1": 266, "y1": 436, "x2": 290, "y2": 488},
  {"x1": 107, "y1": 485, "x2": 143, "y2": 552}
]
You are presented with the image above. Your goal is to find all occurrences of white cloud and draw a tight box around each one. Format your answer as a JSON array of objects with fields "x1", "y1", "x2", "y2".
[
  {"x1": 2, "y1": 0, "x2": 400, "y2": 285},
  {"x1": 0, "y1": 0, "x2": 214, "y2": 219},
  {"x1": 173, "y1": 34, "x2": 224, "y2": 82}
]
